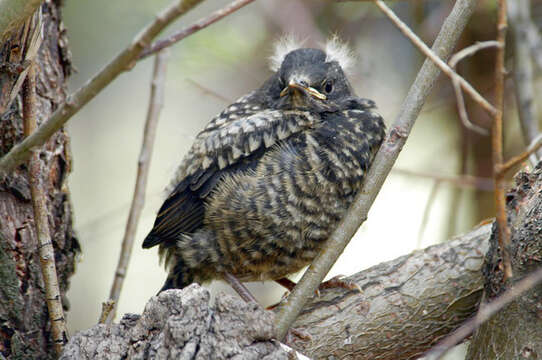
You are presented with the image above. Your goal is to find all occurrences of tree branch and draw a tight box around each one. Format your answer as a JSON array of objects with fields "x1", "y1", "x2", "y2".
[
  {"x1": 0, "y1": 0, "x2": 204, "y2": 175},
  {"x1": 274, "y1": 0, "x2": 478, "y2": 340},
  {"x1": 23, "y1": 64, "x2": 67, "y2": 355},
  {"x1": 448, "y1": 41, "x2": 499, "y2": 136},
  {"x1": 107, "y1": 49, "x2": 169, "y2": 323},
  {"x1": 426, "y1": 262, "x2": 542, "y2": 359},
  {"x1": 373, "y1": 0, "x2": 497, "y2": 118},
  {"x1": 498, "y1": 133, "x2": 542, "y2": 174},
  {"x1": 492, "y1": 0, "x2": 513, "y2": 280},
  {"x1": 292, "y1": 224, "x2": 491, "y2": 359}
]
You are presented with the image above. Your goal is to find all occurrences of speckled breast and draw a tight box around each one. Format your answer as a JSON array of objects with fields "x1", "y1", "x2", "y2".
[{"x1": 205, "y1": 108, "x2": 384, "y2": 281}]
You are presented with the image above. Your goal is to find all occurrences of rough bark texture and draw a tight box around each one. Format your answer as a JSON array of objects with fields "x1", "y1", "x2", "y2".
[
  {"x1": 466, "y1": 163, "x2": 542, "y2": 359},
  {"x1": 0, "y1": 1, "x2": 78, "y2": 359},
  {"x1": 291, "y1": 224, "x2": 490, "y2": 360},
  {"x1": 60, "y1": 285, "x2": 289, "y2": 360},
  {"x1": 61, "y1": 225, "x2": 490, "y2": 360}
]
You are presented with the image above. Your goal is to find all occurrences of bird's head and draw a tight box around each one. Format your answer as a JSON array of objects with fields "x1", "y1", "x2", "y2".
[{"x1": 261, "y1": 37, "x2": 356, "y2": 112}]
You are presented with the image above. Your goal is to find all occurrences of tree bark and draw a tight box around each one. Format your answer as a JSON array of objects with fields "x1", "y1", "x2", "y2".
[
  {"x1": 61, "y1": 285, "x2": 289, "y2": 360},
  {"x1": 0, "y1": 1, "x2": 78, "y2": 359},
  {"x1": 466, "y1": 164, "x2": 542, "y2": 359},
  {"x1": 290, "y1": 224, "x2": 490, "y2": 359}
]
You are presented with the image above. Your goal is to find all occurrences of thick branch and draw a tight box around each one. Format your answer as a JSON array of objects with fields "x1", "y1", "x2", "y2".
[
  {"x1": 291, "y1": 224, "x2": 490, "y2": 359},
  {"x1": 274, "y1": 0, "x2": 478, "y2": 340}
]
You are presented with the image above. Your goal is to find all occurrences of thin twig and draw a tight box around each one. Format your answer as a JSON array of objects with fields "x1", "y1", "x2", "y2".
[
  {"x1": 274, "y1": 0, "x2": 478, "y2": 340},
  {"x1": 393, "y1": 168, "x2": 495, "y2": 191},
  {"x1": 448, "y1": 41, "x2": 500, "y2": 136},
  {"x1": 98, "y1": 300, "x2": 116, "y2": 324},
  {"x1": 0, "y1": 0, "x2": 204, "y2": 175},
  {"x1": 107, "y1": 50, "x2": 169, "y2": 323},
  {"x1": 493, "y1": 0, "x2": 513, "y2": 280},
  {"x1": 23, "y1": 64, "x2": 67, "y2": 355},
  {"x1": 498, "y1": 133, "x2": 542, "y2": 174},
  {"x1": 139, "y1": 0, "x2": 255, "y2": 59},
  {"x1": 424, "y1": 264, "x2": 542, "y2": 359},
  {"x1": 373, "y1": 0, "x2": 498, "y2": 118},
  {"x1": 508, "y1": 0, "x2": 542, "y2": 164},
  {"x1": 449, "y1": 41, "x2": 501, "y2": 68}
]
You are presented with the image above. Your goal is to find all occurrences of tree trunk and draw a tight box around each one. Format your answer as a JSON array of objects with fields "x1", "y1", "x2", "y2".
[
  {"x1": 0, "y1": 1, "x2": 78, "y2": 359},
  {"x1": 466, "y1": 164, "x2": 542, "y2": 359}
]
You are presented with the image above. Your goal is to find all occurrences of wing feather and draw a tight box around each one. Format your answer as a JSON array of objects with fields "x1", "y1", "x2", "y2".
[{"x1": 143, "y1": 95, "x2": 318, "y2": 249}]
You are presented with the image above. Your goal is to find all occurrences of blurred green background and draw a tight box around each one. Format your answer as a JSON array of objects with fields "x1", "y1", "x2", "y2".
[{"x1": 61, "y1": 1, "x2": 539, "y2": 358}]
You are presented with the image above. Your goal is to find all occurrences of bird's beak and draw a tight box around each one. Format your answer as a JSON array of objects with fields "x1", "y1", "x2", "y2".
[{"x1": 280, "y1": 81, "x2": 327, "y2": 100}]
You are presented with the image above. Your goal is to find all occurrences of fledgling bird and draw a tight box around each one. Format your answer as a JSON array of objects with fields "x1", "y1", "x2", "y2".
[{"x1": 143, "y1": 38, "x2": 386, "y2": 296}]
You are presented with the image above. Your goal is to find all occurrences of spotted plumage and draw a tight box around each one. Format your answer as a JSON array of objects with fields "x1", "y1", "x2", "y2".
[{"x1": 143, "y1": 40, "x2": 386, "y2": 292}]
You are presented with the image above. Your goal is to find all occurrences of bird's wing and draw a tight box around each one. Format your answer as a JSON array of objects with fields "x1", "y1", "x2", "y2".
[{"x1": 142, "y1": 97, "x2": 318, "y2": 249}]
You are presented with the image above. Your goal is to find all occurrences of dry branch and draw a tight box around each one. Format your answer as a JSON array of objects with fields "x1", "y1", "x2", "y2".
[
  {"x1": 274, "y1": 0, "x2": 478, "y2": 340},
  {"x1": 493, "y1": 0, "x2": 513, "y2": 280},
  {"x1": 23, "y1": 65, "x2": 67, "y2": 355},
  {"x1": 108, "y1": 50, "x2": 169, "y2": 322},
  {"x1": 373, "y1": 0, "x2": 497, "y2": 117},
  {"x1": 499, "y1": 134, "x2": 542, "y2": 174},
  {"x1": 427, "y1": 264, "x2": 542, "y2": 359},
  {"x1": 0, "y1": 0, "x2": 204, "y2": 175},
  {"x1": 291, "y1": 224, "x2": 490, "y2": 359},
  {"x1": 448, "y1": 41, "x2": 499, "y2": 136}
]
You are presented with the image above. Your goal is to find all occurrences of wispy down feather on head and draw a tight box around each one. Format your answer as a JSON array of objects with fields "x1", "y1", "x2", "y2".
[
  {"x1": 324, "y1": 36, "x2": 355, "y2": 73},
  {"x1": 269, "y1": 35, "x2": 356, "y2": 73},
  {"x1": 269, "y1": 35, "x2": 305, "y2": 72}
]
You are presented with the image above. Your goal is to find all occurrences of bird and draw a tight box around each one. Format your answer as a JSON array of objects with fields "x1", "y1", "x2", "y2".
[{"x1": 143, "y1": 37, "x2": 386, "y2": 299}]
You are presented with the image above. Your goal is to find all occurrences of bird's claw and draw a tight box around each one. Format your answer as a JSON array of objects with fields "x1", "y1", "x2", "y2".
[{"x1": 318, "y1": 275, "x2": 362, "y2": 294}]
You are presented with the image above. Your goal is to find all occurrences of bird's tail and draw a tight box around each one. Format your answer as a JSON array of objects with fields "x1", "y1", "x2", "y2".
[{"x1": 158, "y1": 256, "x2": 195, "y2": 294}]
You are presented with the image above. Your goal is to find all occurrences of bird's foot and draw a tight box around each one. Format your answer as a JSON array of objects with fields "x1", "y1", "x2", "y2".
[
  {"x1": 317, "y1": 275, "x2": 362, "y2": 295},
  {"x1": 275, "y1": 275, "x2": 361, "y2": 297},
  {"x1": 284, "y1": 327, "x2": 312, "y2": 346}
]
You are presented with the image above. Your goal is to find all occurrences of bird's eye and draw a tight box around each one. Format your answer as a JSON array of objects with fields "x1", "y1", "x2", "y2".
[{"x1": 324, "y1": 81, "x2": 333, "y2": 94}]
